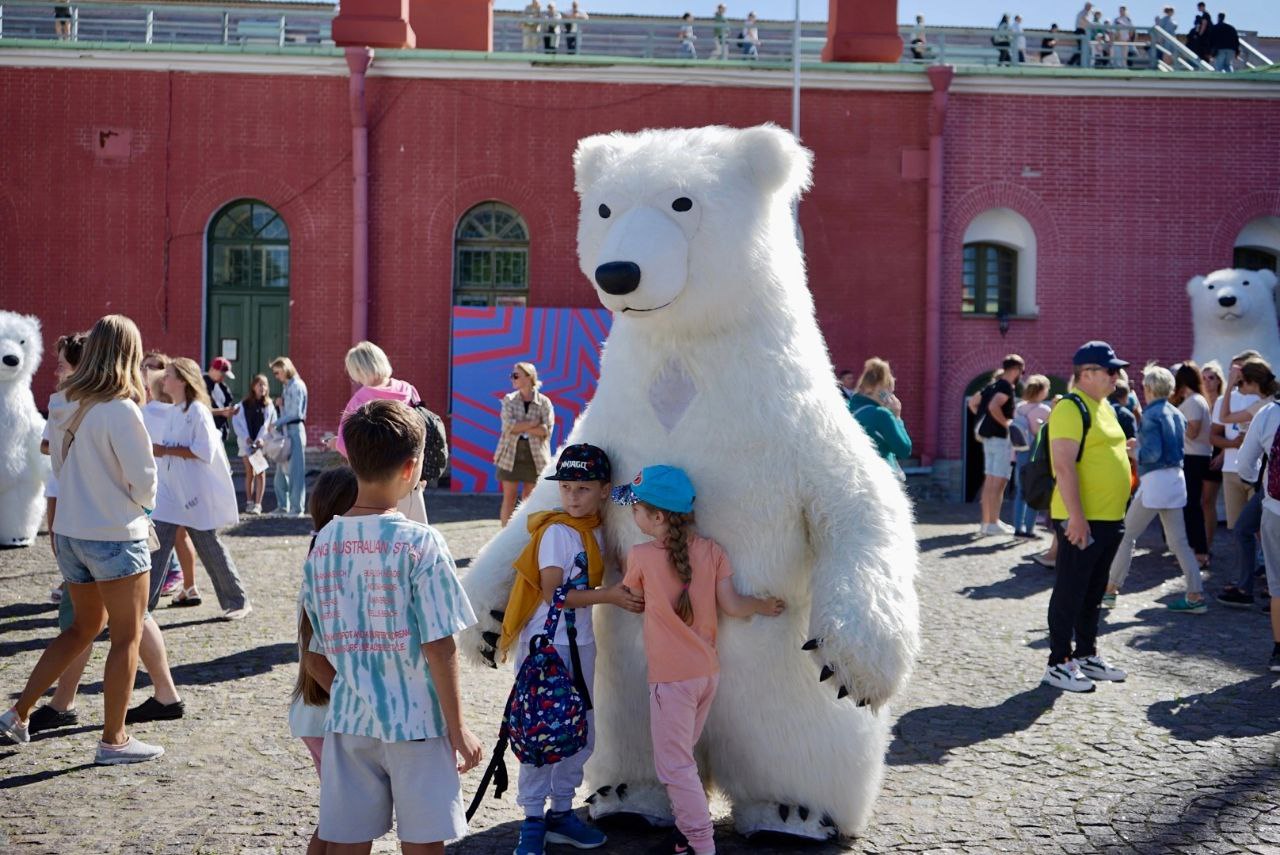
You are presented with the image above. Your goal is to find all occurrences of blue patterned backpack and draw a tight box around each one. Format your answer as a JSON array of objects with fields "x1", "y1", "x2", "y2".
[{"x1": 466, "y1": 585, "x2": 593, "y2": 820}]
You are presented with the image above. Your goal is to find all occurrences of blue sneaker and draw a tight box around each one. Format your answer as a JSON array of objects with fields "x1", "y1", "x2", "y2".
[
  {"x1": 514, "y1": 817, "x2": 546, "y2": 855},
  {"x1": 544, "y1": 809, "x2": 607, "y2": 849}
]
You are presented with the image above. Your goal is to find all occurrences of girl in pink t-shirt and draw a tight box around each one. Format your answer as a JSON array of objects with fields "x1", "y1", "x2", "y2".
[{"x1": 615, "y1": 465, "x2": 784, "y2": 855}]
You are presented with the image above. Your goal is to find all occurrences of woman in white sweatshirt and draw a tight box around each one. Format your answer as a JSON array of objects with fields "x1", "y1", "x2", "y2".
[
  {"x1": 0, "y1": 315, "x2": 165, "y2": 765},
  {"x1": 149, "y1": 357, "x2": 251, "y2": 620}
]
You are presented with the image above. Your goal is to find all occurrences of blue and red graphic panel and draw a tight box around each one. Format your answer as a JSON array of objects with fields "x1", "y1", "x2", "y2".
[{"x1": 450, "y1": 307, "x2": 612, "y2": 493}]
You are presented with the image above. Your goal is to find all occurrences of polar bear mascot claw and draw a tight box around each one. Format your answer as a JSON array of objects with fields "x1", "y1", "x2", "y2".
[
  {"x1": 460, "y1": 124, "x2": 920, "y2": 840},
  {"x1": 0, "y1": 311, "x2": 50, "y2": 548},
  {"x1": 1188, "y1": 268, "x2": 1280, "y2": 375}
]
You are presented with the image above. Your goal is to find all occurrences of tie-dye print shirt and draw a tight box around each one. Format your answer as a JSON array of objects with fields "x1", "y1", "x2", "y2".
[{"x1": 301, "y1": 513, "x2": 476, "y2": 742}]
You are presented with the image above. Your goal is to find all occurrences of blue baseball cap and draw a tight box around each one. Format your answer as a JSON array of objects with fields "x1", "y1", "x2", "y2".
[
  {"x1": 611, "y1": 465, "x2": 695, "y2": 514},
  {"x1": 1072, "y1": 341, "x2": 1129, "y2": 369},
  {"x1": 545, "y1": 443, "x2": 612, "y2": 482}
]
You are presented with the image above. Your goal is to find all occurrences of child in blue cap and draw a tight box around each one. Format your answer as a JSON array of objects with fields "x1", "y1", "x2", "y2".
[{"x1": 615, "y1": 465, "x2": 785, "y2": 855}]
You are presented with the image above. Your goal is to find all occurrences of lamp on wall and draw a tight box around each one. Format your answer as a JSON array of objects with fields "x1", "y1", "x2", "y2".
[{"x1": 997, "y1": 308, "x2": 1010, "y2": 337}]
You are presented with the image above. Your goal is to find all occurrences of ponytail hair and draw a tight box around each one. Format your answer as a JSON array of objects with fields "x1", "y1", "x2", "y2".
[{"x1": 649, "y1": 503, "x2": 697, "y2": 626}]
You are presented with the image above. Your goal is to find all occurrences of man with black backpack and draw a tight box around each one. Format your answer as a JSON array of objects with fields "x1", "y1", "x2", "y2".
[
  {"x1": 969, "y1": 354, "x2": 1025, "y2": 537},
  {"x1": 1042, "y1": 342, "x2": 1135, "y2": 693}
]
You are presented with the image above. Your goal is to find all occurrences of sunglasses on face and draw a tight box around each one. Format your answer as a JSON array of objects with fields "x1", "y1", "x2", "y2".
[
  {"x1": 511, "y1": 372, "x2": 524, "y2": 380},
  {"x1": 1084, "y1": 365, "x2": 1120, "y2": 377}
]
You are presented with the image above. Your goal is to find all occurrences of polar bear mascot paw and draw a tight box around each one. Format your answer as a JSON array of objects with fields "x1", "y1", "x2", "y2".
[
  {"x1": 0, "y1": 311, "x2": 49, "y2": 548},
  {"x1": 460, "y1": 124, "x2": 920, "y2": 841},
  {"x1": 1188, "y1": 268, "x2": 1280, "y2": 376}
]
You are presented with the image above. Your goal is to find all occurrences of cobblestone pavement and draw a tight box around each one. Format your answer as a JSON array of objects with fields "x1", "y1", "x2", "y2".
[{"x1": 1, "y1": 494, "x2": 1278, "y2": 854}]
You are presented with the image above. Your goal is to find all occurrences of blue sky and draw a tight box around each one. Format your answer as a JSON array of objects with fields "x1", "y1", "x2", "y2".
[{"x1": 494, "y1": 1, "x2": 1279, "y2": 34}]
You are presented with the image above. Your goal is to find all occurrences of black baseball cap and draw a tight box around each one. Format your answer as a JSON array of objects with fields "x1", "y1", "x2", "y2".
[
  {"x1": 545, "y1": 443, "x2": 612, "y2": 482},
  {"x1": 1072, "y1": 341, "x2": 1129, "y2": 369}
]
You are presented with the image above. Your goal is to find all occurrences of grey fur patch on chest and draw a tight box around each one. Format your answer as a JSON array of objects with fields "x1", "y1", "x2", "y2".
[{"x1": 648, "y1": 359, "x2": 698, "y2": 432}]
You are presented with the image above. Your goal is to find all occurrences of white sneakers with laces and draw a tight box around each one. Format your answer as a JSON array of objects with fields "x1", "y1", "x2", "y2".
[
  {"x1": 1042, "y1": 659, "x2": 1096, "y2": 692},
  {"x1": 1074, "y1": 654, "x2": 1127, "y2": 682}
]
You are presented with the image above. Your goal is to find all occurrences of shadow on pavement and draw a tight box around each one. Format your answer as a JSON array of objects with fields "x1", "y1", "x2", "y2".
[
  {"x1": 0, "y1": 602, "x2": 56, "y2": 620},
  {"x1": 0, "y1": 615, "x2": 58, "y2": 635},
  {"x1": 75, "y1": 642, "x2": 296, "y2": 696},
  {"x1": 1146, "y1": 675, "x2": 1280, "y2": 741},
  {"x1": 887, "y1": 687, "x2": 1059, "y2": 765},
  {"x1": 0, "y1": 762, "x2": 97, "y2": 790},
  {"x1": 959, "y1": 561, "x2": 1056, "y2": 600}
]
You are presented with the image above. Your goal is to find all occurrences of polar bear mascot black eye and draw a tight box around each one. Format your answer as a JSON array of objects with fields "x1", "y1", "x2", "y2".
[
  {"x1": 461, "y1": 125, "x2": 920, "y2": 840},
  {"x1": 0, "y1": 311, "x2": 50, "y2": 548}
]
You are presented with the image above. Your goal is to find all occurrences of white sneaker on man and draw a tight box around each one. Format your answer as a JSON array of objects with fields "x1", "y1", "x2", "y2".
[
  {"x1": 1074, "y1": 654, "x2": 1127, "y2": 682},
  {"x1": 223, "y1": 604, "x2": 254, "y2": 621},
  {"x1": 1042, "y1": 660, "x2": 1096, "y2": 692}
]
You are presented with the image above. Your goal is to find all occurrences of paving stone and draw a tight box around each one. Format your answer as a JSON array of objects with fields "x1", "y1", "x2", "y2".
[{"x1": 0, "y1": 497, "x2": 1275, "y2": 853}]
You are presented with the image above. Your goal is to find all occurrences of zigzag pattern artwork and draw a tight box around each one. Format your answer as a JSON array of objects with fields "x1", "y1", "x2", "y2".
[{"x1": 450, "y1": 307, "x2": 612, "y2": 493}]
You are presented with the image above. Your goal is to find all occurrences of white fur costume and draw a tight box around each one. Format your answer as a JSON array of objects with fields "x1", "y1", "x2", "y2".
[
  {"x1": 1188, "y1": 268, "x2": 1280, "y2": 374},
  {"x1": 0, "y1": 312, "x2": 49, "y2": 548},
  {"x1": 461, "y1": 125, "x2": 919, "y2": 839}
]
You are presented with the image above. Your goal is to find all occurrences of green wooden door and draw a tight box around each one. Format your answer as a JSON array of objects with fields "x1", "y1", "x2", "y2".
[{"x1": 207, "y1": 293, "x2": 290, "y2": 399}]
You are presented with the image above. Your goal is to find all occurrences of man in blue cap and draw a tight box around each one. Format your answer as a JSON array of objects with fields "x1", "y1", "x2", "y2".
[{"x1": 1042, "y1": 341, "x2": 1135, "y2": 692}]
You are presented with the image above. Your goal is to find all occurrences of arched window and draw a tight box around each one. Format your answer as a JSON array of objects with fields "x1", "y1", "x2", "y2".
[
  {"x1": 453, "y1": 202, "x2": 529, "y2": 307},
  {"x1": 208, "y1": 199, "x2": 290, "y2": 290},
  {"x1": 1234, "y1": 215, "x2": 1280, "y2": 272},
  {"x1": 961, "y1": 208, "x2": 1037, "y2": 316}
]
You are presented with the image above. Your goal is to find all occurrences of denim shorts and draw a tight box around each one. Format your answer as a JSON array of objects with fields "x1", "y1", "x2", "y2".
[
  {"x1": 54, "y1": 535, "x2": 151, "y2": 585},
  {"x1": 983, "y1": 436, "x2": 1013, "y2": 479}
]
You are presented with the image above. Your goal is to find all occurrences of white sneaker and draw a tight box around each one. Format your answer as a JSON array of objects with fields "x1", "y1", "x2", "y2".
[
  {"x1": 0, "y1": 708, "x2": 30, "y2": 744},
  {"x1": 993, "y1": 520, "x2": 1016, "y2": 534},
  {"x1": 1075, "y1": 654, "x2": 1127, "y2": 682},
  {"x1": 981, "y1": 522, "x2": 1013, "y2": 537},
  {"x1": 94, "y1": 735, "x2": 165, "y2": 765},
  {"x1": 223, "y1": 604, "x2": 253, "y2": 621},
  {"x1": 1042, "y1": 660, "x2": 1096, "y2": 692}
]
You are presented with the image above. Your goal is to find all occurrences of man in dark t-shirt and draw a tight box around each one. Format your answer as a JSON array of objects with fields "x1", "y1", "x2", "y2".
[
  {"x1": 969, "y1": 354, "x2": 1025, "y2": 536},
  {"x1": 203, "y1": 357, "x2": 239, "y2": 437}
]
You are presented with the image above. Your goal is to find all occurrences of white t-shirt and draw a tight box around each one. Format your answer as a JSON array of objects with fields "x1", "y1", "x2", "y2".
[
  {"x1": 141, "y1": 400, "x2": 173, "y2": 441},
  {"x1": 1212, "y1": 392, "x2": 1259, "y2": 473},
  {"x1": 41, "y1": 422, "x2": 57, "y2": 499},
  {"x1": 1179, "y1": 393, "x2": 1212, "y2": 457},
  {"x1": 153, "y1": 401, "x2": 240, "y2": 530},
  {"x1": 519, "y1": 523, "x2": 603, "y2": 649}
]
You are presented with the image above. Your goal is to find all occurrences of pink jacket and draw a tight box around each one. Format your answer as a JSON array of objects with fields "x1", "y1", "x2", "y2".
[{"x1": 335, "y1": 378, "x2": 421, "y2": 458}]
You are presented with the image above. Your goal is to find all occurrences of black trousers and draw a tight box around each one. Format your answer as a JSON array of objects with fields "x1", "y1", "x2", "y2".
[
  {"x1": 1047, "y1": 519, "x2": 1124, "y2": 665},
  {"x1": 1182, "y1": 454, "x2": 1210, "y2": 555}
]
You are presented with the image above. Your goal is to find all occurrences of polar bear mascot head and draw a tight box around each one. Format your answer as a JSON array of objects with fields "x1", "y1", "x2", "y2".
[
  {"x1": 0, "y1": 310, "x2": 49, "y2": 548},
  {"x1": 1188, "y1": 268, "x2": 1280, "y2": 376}
]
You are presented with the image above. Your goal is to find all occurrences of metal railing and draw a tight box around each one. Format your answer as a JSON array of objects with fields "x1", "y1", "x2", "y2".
[{"x1": 0, "y1": 1, "x2": 1273, "y2": 73}]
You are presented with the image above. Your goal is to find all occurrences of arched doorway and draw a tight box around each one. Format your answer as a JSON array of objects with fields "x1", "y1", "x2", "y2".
[
  {"x1": 961, "y1": 372, "x2": 1069, "y2": 502},
  {"x1": 205, "y1": 199, "x2": 290, "y2": 398},
  {"x1": 453, "y1": 202, "x2": 530, "y2": 307}
]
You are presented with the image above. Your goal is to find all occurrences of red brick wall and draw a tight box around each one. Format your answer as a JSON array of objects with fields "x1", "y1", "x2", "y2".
[{"x1": 2, "y1": 64, "x2": 1276, "y2": 465}]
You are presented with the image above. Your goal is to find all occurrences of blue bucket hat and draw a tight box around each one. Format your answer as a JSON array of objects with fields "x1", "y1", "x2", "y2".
[{"x1": 611, "y1": 465, "x2": 696, "y2": 514}]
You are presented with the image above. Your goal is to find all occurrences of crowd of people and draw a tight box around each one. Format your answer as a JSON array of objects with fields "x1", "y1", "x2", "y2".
[
  {"x1": 911, "y1": 3, "x2": 1251, "y2": 71},
  {"x1": 969, "y1": 343, "x2": 1280, "y2": 692}
]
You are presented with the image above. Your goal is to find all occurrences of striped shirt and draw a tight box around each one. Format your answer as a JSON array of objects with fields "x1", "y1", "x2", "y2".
[
  {"x1": 301, "y1": 513, "x2": 475, "y2": 742},
  {"x1": 494, "y1": 390, "x2": 555, "y2": 473}
]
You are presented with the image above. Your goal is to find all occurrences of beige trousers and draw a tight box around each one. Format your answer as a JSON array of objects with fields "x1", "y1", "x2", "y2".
[{"x1": 1222, "y1": 471, "x2": 1254, "y2": 530}]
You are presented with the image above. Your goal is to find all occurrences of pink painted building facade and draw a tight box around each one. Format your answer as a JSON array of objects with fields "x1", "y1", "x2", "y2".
[{"x1": 1, "y1": 46, "x2": 1277, "y2": 496}]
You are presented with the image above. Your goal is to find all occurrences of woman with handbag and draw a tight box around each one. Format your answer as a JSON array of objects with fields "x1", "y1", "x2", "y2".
[
  {"x1": 270, "y1": 356, "x2": 309, "y2": 516},
  {"x1": 0, "y1": 315, "x2": 165, "y2": 764},
  {"x1": 231, "y1": 373, "x2": 276, "y2": 515},
  {"x1": 495, "y1": 362, "x2": 555, "y2": 527},
  {"x1": 324, "y1": 341, "x2": 428, "y2": 523},
  {"x1": 1104, "y1": 364, "x2": 1205, "y2": 613},
  {"x1": 149, "y1": 357, "x2": 252, "y2": 620}
]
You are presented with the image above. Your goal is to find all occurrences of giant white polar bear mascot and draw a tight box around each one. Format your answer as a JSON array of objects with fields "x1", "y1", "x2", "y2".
[
  {"x1": 461, "y1": 125, "x2": 919, "y2": 839},
  {"x1": 0, "y1": 311, "x2": 49, "y2": 548},
  {"x1": 1188, "y1": 268, "x2": 1280, "y2": 374}
]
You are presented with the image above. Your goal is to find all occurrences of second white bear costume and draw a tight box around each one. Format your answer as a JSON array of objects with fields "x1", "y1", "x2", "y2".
[{"x1": 462, "y1": 125, "x2": 920, "y2": 839}]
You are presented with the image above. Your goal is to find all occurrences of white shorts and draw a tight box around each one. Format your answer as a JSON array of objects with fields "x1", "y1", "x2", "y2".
[
  {"x1": 983, "y1": 436, "x2": 1013, "y2": 479},
  {"x1": 319, "y1": 732, "x2": 466, "y2": 844}
]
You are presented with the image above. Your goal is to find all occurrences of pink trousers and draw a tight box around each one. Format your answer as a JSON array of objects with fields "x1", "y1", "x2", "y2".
[{"x1": 649, "y1": 674, "x2": 720, "y2": 855}]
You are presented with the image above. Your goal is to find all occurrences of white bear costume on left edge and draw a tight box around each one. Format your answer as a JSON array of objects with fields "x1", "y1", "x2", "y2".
[
  {"x1": 0, "y1": 311, "x2": 49, "y2": 548},
  {"x1": 460, "y1": 125, "x2": 920, "y2": 839}
]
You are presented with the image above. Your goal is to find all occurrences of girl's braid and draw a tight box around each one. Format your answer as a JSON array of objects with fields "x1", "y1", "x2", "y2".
[{"x1": 666, "y1": 511, "x2": 695, "y2": 625}]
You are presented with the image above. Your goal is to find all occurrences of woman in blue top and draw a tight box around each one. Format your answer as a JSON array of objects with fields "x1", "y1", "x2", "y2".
[
  {"x1": 1105, "y1": 363, "x2": 1205, "y2": 613},
  {"x1": 270, "y1": 356, "x2": 309, "y2": 516},
  {"x1": 847, "y1": 358, "x2": 912, "y2": 478}
]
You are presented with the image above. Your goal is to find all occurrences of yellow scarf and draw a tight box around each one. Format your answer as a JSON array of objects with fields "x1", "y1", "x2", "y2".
[{"x1": 499, "y1": 510, "x2": 604, "y2": 658}]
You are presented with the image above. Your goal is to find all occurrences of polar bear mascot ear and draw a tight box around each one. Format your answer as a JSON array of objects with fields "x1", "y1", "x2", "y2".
[
  {"x1": 573, "y1": 134, "x2": 621, "y2": 196},
  {"x1": 735, "y1": 123, "x2": 813, "y2": 200},
  {"x1": 1255, "y1": 268, "x2": 1279, "y2": 293},
  {"x1": 1186, "y1": 274, "x2": 1206, "y2": 297}
]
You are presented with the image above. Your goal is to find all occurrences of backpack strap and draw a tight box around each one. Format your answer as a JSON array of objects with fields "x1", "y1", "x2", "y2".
[
  {"x1": 464, "y1": 701, "x2": 513, "y2": 821},
  {"x1": 59, "y1": 399, "x2": 99, "y2": 462},
  {"x1": 1065, "y1": 393, "x2": 1091, "y2": 462}
]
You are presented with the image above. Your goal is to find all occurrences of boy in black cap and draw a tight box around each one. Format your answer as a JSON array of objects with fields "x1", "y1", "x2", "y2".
[
  {"x1": 1042, "y1": 341, "x2": 1135, "y2": 693},
  {"x1": 496, "y1": 443, "x2": 643, "y2": 855}
]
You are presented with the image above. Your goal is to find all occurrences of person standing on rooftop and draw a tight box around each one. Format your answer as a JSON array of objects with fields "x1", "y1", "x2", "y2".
[
  {"x1": 679, "y1": 11, "x2": 698, "y2": 59},
  {"x1": 712, "y1": 4, "x2": 730, "y2": 59},
  {"x1": 521, "y1": 0, "x2": 541, "y2": 52},
  {"x1": 1068, "y1": 1, "x2": 1093, "y2": 64},
  {"x1": 564, "y1": 1, "x2": 587, "y2": 54},
  {"x1": 542, "y1": 2, "x2": 562, "y2": 54},
  {"x1": 1012, "y1": 15, "x2": 1027, "y2": 63},
  {"x1": 1210, "y1": 12, "x2": 1239, "y2": 71}
]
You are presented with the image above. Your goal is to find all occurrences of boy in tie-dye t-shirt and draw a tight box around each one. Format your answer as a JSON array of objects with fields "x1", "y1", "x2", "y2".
[{"x1": 300, "y1": 400, "x2": 483, "y2": 850}]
